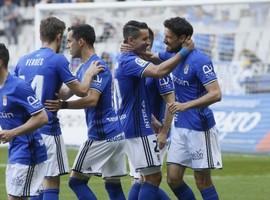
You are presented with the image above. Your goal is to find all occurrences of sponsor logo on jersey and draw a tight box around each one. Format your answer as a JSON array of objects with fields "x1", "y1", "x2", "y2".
[
  {"x1": 135, "y1": 58, "x2": 148, "y2": 67},
  {"x1": 184, "y1": 64, "x2": 189, "y2": 74},
  {"x1": 172, "y1": 75, "x2": 190, "y2": 86},
  {"x1": 27, "y1": 96, "x2": 41, "y2": 108},
  {"x1": 202, "y1": 64, "x2": 215, "y2": 78},
  {"x1": 159, "y1": 77, "x2": 170, "y2": 86},
  {"x1": 0, "y1": 112, "x2": 14, "y2": 118},
  {"x1": 93, "y1": 75, "x2": 103, "y2": 87}
]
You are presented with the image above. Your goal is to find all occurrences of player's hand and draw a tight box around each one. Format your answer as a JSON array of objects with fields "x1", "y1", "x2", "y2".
[
  {"x1": 182, "y1": 37, "x2": 194, "y2": 52},
  {"x1": 139, "y1": 50, "x2": 155, "y2": 61},
  {"x1": 0, "y1": 130, "x2": 16, "y2": 143},
  {"x1": 168, "y1": 102, "x2": 188, "y2": 113},
  {"x1": 151, "y1": 118, "x2": 162, "y2": 134},
  {"x1": 45, "y1": 99, "x2": 62, "y2": 112},
  {"x1": 120, "y1": 42, "x2": 134, "y2": 52},
  {"x1": 157, "y1": 130, "x2": 167, "y2": 150},
  {"x1": 85, "y1": 61, "x2": 104, "y2": 77}
]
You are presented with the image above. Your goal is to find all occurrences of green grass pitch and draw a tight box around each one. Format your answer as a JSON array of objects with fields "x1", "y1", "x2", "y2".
[{"x1": 1, "y1": 147, "x2": 270, "y2": 200}]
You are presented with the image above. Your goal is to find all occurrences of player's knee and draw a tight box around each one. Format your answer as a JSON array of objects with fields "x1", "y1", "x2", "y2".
[
  {"x1": 194, "y1": 175, "x2": 213, "y2": 190},
  {"x1": 167, "y1": 175, "x2": 183, "y2": 188},
  {"x1": 144, "y1": 172, "x2": 162, "y2": 185}
]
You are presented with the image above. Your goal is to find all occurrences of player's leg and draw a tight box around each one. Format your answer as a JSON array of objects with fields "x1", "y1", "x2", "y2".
[
  {"x1": 40, "y1": 134, "x2": 69, "y2": 200},
  {"x1": 101, "y1": 135, "x2": 127, "y2": 200},
  {"x1": 166, "y1": 127, "x2": 196, "y2": 200},
  {"x1": 192, "y1": 126, "x2": 222, "y2": 200},
  {"x1": 6, "y1": 162, "x2": 47, "y2": 200},
  {"x1": 127, "y1": 134, "x2": 167, "y2": 200},
  {"x1": 68, "y1": 139, "x2": 98, "y2": 200},
  {"x1": 69, "y1": 171, "x2": 96, "y2": 200}
]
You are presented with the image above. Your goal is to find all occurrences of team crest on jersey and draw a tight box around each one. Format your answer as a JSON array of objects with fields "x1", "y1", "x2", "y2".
[
  {"x1": 184, "y1": 64, "x2": 189, "y2": 74},
  {"x1": 2, "y1": 95, "x2": 7, "y2": 106},
  {"x1": 159, "y1": 77, "x2": 170, "y2": 86},
  {"x1": 27, "y1": 96, "x2": 40, "y2": 108},
  {"x1": 135, "y1": 58, "x2": 148, "y2": 67}
]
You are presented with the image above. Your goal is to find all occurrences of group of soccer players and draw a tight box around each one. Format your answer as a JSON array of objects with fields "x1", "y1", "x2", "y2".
[{"x1": 0, "y1": 15, "x2": 222, "y2": 200}]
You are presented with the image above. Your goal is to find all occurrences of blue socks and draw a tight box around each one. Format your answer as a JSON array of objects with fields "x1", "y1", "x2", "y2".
[
  {"x1": 200, "y1": 186, "x2": 219, "y2": 200},
  {"x1": 43, "y1": 189, "x2": 59, "y2": 200},
  {"x1": 172, "y1": 182, "x2": 196, "y2": 200},
  {"x1": 138, "y1": 182, "x2": 159, "y2": 200},
  {"x1": 105, "y1": 181, "x2": 126, "y2": 200},
  {"x1": 128, "y1": 182, "x2": 141, "y2": 200},
  {"x1": 69, "y1": 177, "x2": 97, "y2": 200}
]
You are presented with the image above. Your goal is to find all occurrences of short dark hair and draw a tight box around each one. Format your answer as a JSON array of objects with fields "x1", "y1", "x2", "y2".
[
  {"x1": 0, "y1": 43, "x2": 9, "y2": 69},
  {"x1": 68, "y1": 24, "x2": 96, "y2": 47},
  {"x1": 164, "y1": 17, "x2": 193, "y2": 37},
  {"x1": 123, "y1": 20, "x2": 148, "y2": 41},
  {"x1": 40, "y1": 16, "x2": 66, "y2": 43}
]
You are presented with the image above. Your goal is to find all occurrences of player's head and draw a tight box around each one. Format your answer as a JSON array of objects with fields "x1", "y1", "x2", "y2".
[
  {"x1": 163, "y1": 17, "x2": 193, "y2": 52},
  {"x1": 0, "y1": 43, "x2": 9, "y2": 70},
  {"x1": 123, "y1": 20, "x2": 149, "y2": 53},
  {"x1": 67, "y1": 24, "x2": 96, "y2": 58},
  {"x1": 40, "y1": 16, "x2": 66, "y2": 52}
]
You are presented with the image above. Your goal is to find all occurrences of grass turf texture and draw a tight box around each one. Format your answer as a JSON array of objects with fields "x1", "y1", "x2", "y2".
[{"x1": 0, "y1": 147, "x2": 270, "y2": 200}]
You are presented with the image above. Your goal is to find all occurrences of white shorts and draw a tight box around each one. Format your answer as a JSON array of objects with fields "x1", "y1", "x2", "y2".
[
  {"x1": 72, "y1": 133, "x2": 127, "y2": 178},
  {"x1": 167, "y1": 126, "x2": 222, "y2": 170},
  {"x1": 41, "y1": 134, "x2": 69, "y2": 176},
  {"x1": 6, "y1": 162, "x2": 47, "y2": 197},
  {"x1": 128, "y1": 136, "x2": 168, "y2": 179},
  {"x1": 126, "y1": 134, "x2": 161, "y2": 176}
]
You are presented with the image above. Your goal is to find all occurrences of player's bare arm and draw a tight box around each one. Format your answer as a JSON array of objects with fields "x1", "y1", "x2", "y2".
[
  {"x1": 142, "y1": 38, "x2": 194, "y2": 78},
  {"x1": 168, "y1": 80, "x2": 221, "y2": 114},
  {"x1": 158, "y1": 92, "x2": 175, "y2": 149},
  {"x1": 64, "y1": 61, "x2": 104, "y2": 98}
]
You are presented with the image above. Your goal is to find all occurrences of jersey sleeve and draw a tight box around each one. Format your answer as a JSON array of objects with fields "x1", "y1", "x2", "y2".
[
  {"x1": 56, "y1": 55, "x2": 77, "y2": 84},
  {"x1": 124, "y1": 56, "x2": 150, "y2": 78},
  {"x1": 195, "y1": 59, "x2": 217, "y2": 86},
  {"x1": 90, "y1": 68, "x2": 110, "y2": 93},
  {"x1": 155, "y1": 74, "x2": 174, "y2": 95},
  {"x1": 15, "y1": 82, "x2": 44, "y2": 115}
]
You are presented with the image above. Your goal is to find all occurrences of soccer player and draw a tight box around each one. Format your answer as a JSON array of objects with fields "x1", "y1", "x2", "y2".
[
  {"x1": 0, "y1": 43, "x2": 48, "y2": 200},
  {"x1": 126, "y1": 27, "x2": 175, "y2": 200},
  {"x1": 45, "y1": 24, "x2": 126, "y2": 200},
  {"x1": 14, "y1": 17, "x2": 96, "y2": 200},
  {"x1": 114, "y1": 20, "x2": 193, "y2": 200},
  {"x1": 161, "y1": 17, "x2": 222, "y2": 200}
]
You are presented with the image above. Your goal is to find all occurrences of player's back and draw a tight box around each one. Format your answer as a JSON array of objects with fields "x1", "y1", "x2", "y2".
[{"x1": 15, "y1": 47, "x2": 76, "y2": 135}]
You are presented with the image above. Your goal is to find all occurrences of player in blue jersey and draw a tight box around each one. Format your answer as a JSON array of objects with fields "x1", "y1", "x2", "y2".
[
  {"x1": 160, "y1": 17, "x2": 222, "y2": 200},
  {"x1": 114, "y1": 20, "x2": 193, "y2": 200},
  {"x1": 0, "y1": 43, "x2": 48, "y2": 200},
  {"x1": 14, "y1": 17, "x2": 96, "y2": 200},
  {"x1": 126, "y1": 27, "x2": 175, "y2": 200},
  {"x1": 45, "y1": 24, "x2": 126, "y2": 200}
]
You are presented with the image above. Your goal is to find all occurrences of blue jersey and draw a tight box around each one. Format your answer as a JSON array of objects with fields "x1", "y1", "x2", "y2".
[
  {"x1": 76, "y1": 54, "x2": 123, "y2": 140},
  {"x1": 145, "y1": 75, "x2": 174, "y2": 122},
  {"x1": 14, "y1": 47, "x2": 77, "y2": 135},
  {"x1": 115, "y1": 52, "x2": 154, "y2": 139},
  {"x1": 159, "y1": 49, "x2": 217, "y2": 131},
  {"x1": 0, "y1": 74, "x2": 47, "y2": 165}
]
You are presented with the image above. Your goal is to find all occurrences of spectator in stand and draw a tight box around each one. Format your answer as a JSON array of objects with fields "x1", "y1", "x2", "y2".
[{"x1": 0, "y1": 0, "x2": 20, "y2": 45}]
